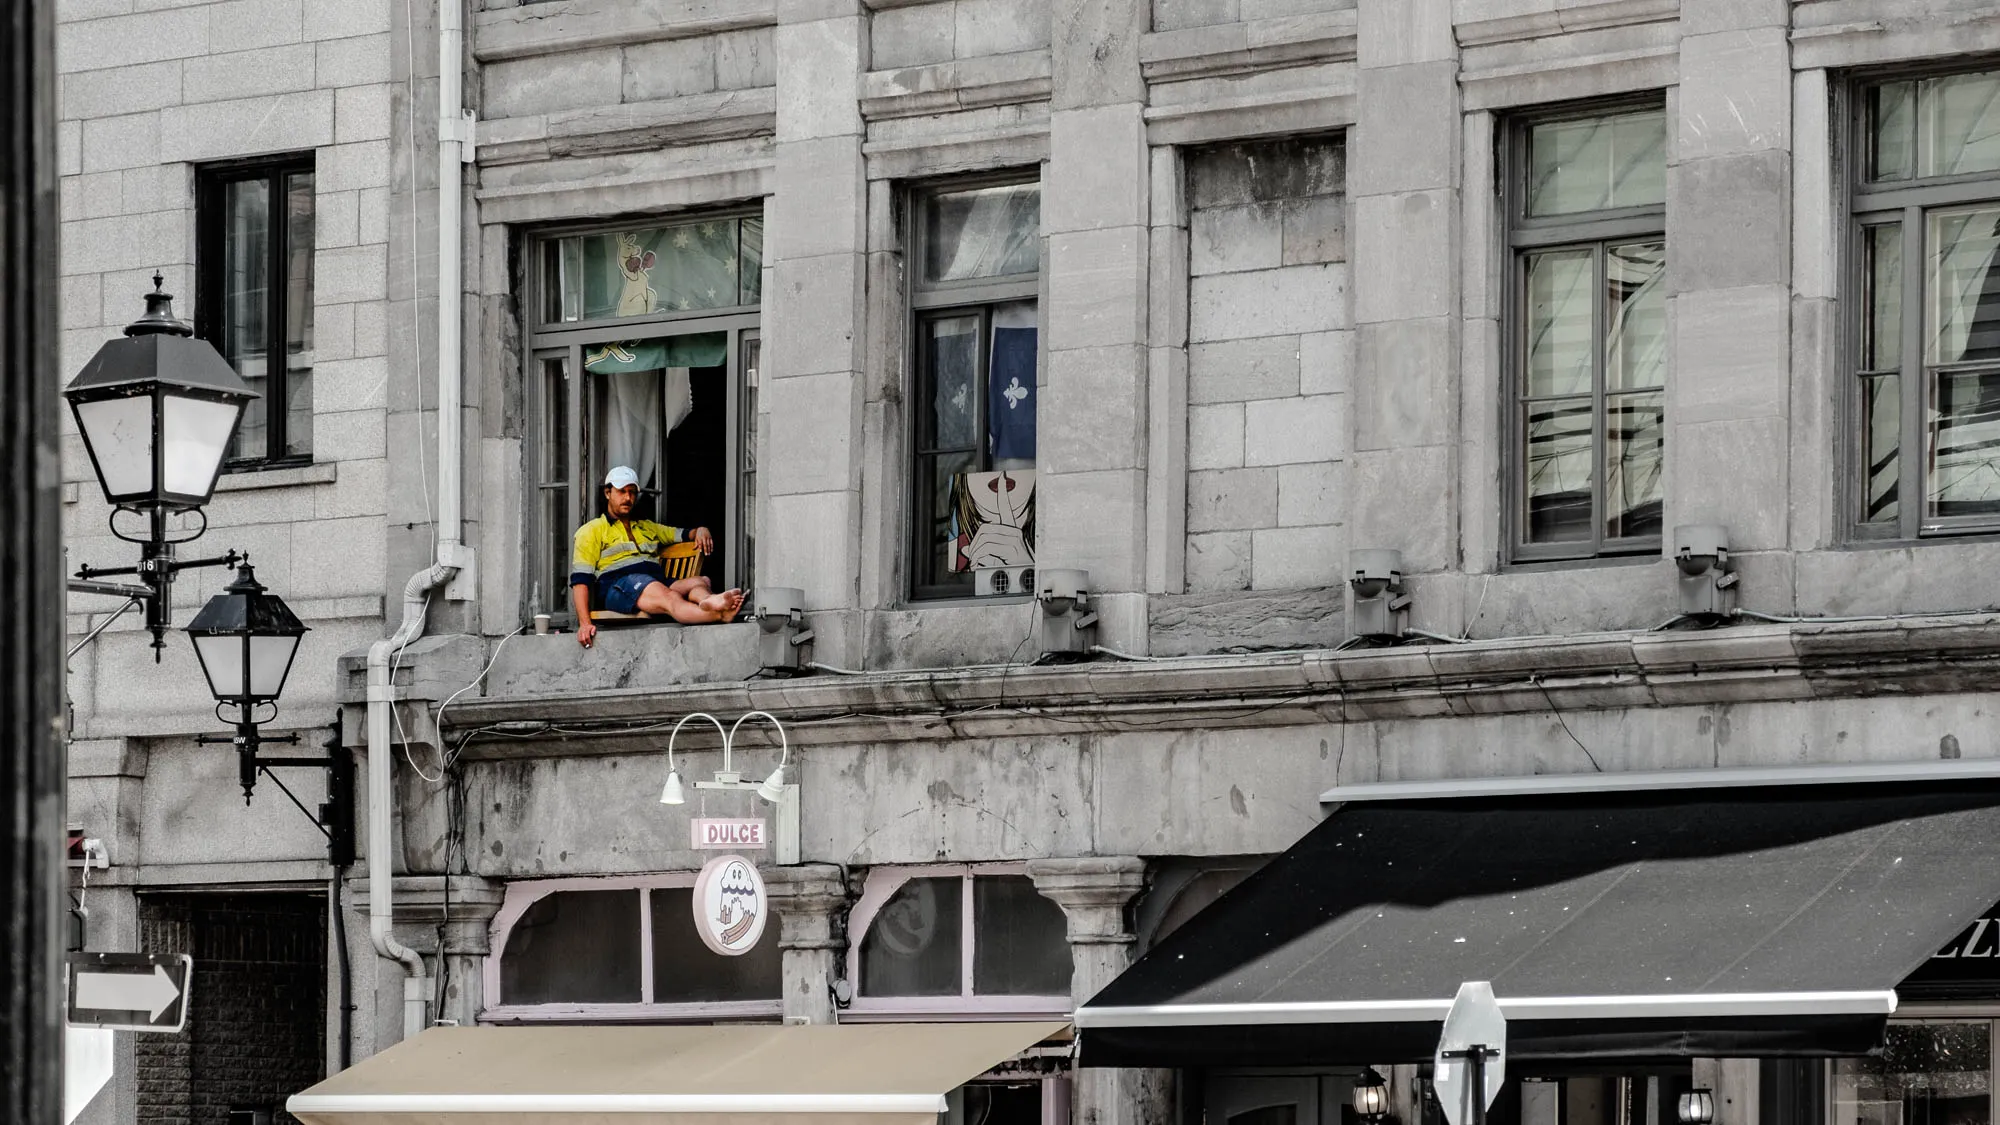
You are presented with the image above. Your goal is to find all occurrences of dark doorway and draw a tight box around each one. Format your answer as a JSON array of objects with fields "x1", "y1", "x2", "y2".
[{"x1": 137, "y1": 892, "x2": 326, "y2": 1125}]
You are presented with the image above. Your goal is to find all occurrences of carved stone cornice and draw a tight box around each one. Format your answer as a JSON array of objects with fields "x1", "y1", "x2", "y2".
[
  {"x1": 764, "y1": 864, "x2": 847, "y2": 952},
  {"x1": 1027, "y1": 857, "x2": 1147, "y2": 945}
]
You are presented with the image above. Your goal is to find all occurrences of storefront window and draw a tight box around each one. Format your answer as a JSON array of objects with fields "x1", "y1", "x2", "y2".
[
  {"x1": 1833, "y1": 1022, "x2": 1994, "y2": 1125},
  {"x1": 848, "y1": 866, "x2": 1071, "y2": 1015},
  {"x1": 486, "y1": 878, "x2": 782, "y2": 1020}
]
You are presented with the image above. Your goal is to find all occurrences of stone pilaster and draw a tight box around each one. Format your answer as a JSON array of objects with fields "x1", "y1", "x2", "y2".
[
  {"x1": 1348, "y1": 0, "x2": 1460, "y2": 575},
  {"x1": 355, "y1": 874, "x2": 504, "y2": 1032},
  {"x1": 1669, "y1": 2, "x2": 1793, "y2": 551},
  {"x1": 765, "y1": 864, "x2": 847, "y2": 1024},
  {"x1": 1028, "y1": 857, "x2": 1170, "y2": 1125},
  {"x1": 1039, "y1": 0, "x2": 1151, "y2": 650},
  {"x1": 762, "y1": 0, "x2": 868, "y2": 658}
]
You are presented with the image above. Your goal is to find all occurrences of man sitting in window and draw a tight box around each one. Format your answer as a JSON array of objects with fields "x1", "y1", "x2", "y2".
[{"x1": 571, "y1": 466, "x2": 744, "y2": 646}]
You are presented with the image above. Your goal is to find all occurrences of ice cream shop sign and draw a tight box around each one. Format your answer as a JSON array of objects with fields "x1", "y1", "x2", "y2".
[
  {"x1": 693, "y1": 854, "x2": 768, "y2": 957},
  {"x1": 691, "y1": 818, "x2": 768, "y2": 850}
]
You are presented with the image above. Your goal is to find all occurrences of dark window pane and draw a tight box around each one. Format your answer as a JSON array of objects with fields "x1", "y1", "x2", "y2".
[
  {"x1": 1918, "y1": 71, "x2": 2000, "y2": 179},
  {"x1": 1604, "y1": 390, "x2": 1662, "y2": 539},
  {"x1": 1526, "y1": 108, "x2": 1665, "y2": 217},
  {"x1": 221, "y1": 177, "x2": 271, "y2": 462},
  {"x1": 1524, "y1": 249, "x2": 1593, "y2": 398},
  {"x1": 1831, "y1": 1022, "x2": 1992, "y2": 1125},
  {"x1": 1604, "y1": 241, "x2": 1664, "y2": 392},
  {"x1": 499, "y1": 890, "x2": 641, "y2": 1004},
  {"x1": 549, "y1": 221, "x2": 753, "y2": 322},
  {"x1": 972, "y1": 875, "x2": 1070, "y2": 996},
  {"x1": 741, "y1": 335, "x2": 760, "y2": 591},
  {"x1": 923, "y1": 315, "x2": 981, "y2": 452},
  {"x1": 1228, "y1": 1106, "x2": 1297, "y2": 1125},
  {"x1": 283, "y1": 171, "x2": 314, "y2": 458},
  {"x1": 1865, "y1": 224, "x2": 1904, "y2": 372},
  {"x1": 1870, "y1": 80, "x2": 1916, "y2": 182},
  {"x1": 1864, "y1": 373, "x2": 1901, "y2": 524},
  {"x1": 924, "y1": 185, "x2": 1040, "y2": 283},
  {"x1": 739, "y1": 219, "x2": 764, "y2": 305},
  {"x1": 861, "y1": 876, "x2": 962, "y2": 996},
  {"x1": 917, "y1": 450, "x2": 977, "y2": 591},
  {"x1": 1928, "y1": 205, "x2": 2000, "y2": 366},
  {"x1": 987, "y1": 301, "x2": 1037, "y2": 466},
  {"x1": 1927, "y1": 369, "x2": 2000, "y2": 519},
  {"x1": 1525, "y1": 399, "x2": 1594, "y2": 543},
  {"x1": 649, "y1": 887, "x2": 782, "y2": 1003}
]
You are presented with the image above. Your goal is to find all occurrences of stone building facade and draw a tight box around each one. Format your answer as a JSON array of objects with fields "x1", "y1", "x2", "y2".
[{"x1": 53, "y1": 0, "x2": 2000, "y2": 1121}]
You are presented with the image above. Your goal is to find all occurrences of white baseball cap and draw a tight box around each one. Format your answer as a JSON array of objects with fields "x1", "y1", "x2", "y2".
[{"x1": 604, "y1": 466, "x2": 640, "y2": 490}]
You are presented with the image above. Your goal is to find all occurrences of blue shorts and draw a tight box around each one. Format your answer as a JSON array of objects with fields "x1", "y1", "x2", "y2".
[{"x1": 602, "y1": 572, "x2": 660, "y2": 615}]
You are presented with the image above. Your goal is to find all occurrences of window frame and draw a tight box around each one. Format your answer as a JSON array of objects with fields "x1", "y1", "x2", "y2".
[
  {"x1": 482, "y1": 874, "x2": 784, "y2": 1023},
  {"x1": 196, "y1": 153, "x2": 317, "y2": 472},
  {"x1": 1844, "y1": 63, "x2": 2000, "y2": 543},
  {"x1": 523, "y1": 211, "x2": 763, "y2": 624},
  {"x1": 1501, "y1": 96, "x2": 1669, "y2": 565},
  {"x1": 843, "y1": 863, "x2": 1072, "y2": 1020},
  {"x1": 905, "y1": 174, "x2": 1044, "y2": 603},
  {"x1": 1825, "y1": 1013, "x2": 2000, "y2": 1125}
]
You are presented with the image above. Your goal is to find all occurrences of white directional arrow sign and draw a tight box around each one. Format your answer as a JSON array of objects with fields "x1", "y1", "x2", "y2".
[
  {"x1": 76, "y1": 963, "x2": 179, "y2": 1019},
  {"x1": 66, "y1": 952, "x2": 191, "y2": 1033}
]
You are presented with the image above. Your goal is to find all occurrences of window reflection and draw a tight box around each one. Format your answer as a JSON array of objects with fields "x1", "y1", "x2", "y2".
[{"x1": 1833, "y1": 1023, "x2": 1993, "y2": 1125}]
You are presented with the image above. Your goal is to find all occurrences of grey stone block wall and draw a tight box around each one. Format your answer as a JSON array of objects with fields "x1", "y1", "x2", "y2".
[
  {"x1": 484, "y1": 26, "x2": 776, "y2": 121},
  {"x1": 1182, "y1": 138, "x2": 1350, "y2": 592}
]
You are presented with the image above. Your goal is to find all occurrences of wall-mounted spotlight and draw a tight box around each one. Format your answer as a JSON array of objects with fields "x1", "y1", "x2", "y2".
[
  {"x1": 1673, "y1": 524, "x2": 1737, "y2": 620},
  {"x1": 753, "y1": 586, "x2": 813, "y2": 673},
  {"x1": 1348, "y1": 549, "x2": 1410, "y2": 640},
  {"x1": 1036, "y1": 568, "x2": 1097, "y2": 659}
]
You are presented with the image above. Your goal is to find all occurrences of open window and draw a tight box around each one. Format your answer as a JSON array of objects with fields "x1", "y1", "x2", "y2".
[
  {"x1": 527, "y1": 215, "x2": 762, "y2": 621},
  {"x1": 484, "y1": 876, "x2": 782, "y2": 1022}
]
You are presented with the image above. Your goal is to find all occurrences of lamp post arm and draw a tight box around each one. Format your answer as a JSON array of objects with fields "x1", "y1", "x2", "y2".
[{"x1": 65, "y1": 596, "x2": 143, "y2": 661}]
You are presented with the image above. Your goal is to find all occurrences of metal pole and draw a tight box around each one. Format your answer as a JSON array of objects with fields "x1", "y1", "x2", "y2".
[
  {"x1": 1, "y1": 0, "x2": 68, "y2": 1116},
  {"x1": 1468, "y1": 1049, "x2": 1487, "y2": 1125}
]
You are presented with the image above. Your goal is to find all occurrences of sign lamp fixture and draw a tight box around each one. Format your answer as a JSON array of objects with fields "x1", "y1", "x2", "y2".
[{"x1": 660, "y1": 710, "x2": 791, "y2": 807}]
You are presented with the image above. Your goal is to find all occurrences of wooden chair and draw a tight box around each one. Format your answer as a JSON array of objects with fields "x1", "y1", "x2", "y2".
[{"x1": 588, "y1": 541, "x2": 705, "y2": 625}]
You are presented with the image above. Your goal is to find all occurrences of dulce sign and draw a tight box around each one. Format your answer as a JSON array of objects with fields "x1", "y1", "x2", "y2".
[
  {"x1": 691, "y1": 818, "x2": 767, "y2": 850},
  {"x1": 693, "y1": 853, "x2": 768, "y2": 957}
]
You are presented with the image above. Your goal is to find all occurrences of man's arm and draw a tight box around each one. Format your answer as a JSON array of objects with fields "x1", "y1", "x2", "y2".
[{"x1": 571, "y1": 582, "x2": 596, "y2": 648}]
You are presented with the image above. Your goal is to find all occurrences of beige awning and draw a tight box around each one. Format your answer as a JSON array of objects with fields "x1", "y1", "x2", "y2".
[{"x1": 288, "y1": 1022, "x2": 1068, "y2": 1125}]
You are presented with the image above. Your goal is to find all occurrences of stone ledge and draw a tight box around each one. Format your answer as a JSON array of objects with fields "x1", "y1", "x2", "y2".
[
  {"x1": 214, "y1": 461, "x2": 339, "y2": 492},
  {"x1": 438, "y1": 613, "x2": 2000, "y2": 754},
  {"x1": 1138, "y1": 9, "x2": 1356, "y2": 84},
  {"x1": 473, "y1": 0, "x2": 776, "y2": 62},
  {"x1": 1454, "y1": 0, "x2": 1677, "y2": 49},
  {"x1": 861, "y1": 50, "x2": 1052, "y2": 121},
  {"x1": 477, "y1": 87, "x2": 777, "y2": 166}
]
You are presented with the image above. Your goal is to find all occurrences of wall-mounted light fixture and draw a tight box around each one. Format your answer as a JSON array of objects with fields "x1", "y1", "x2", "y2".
[
  {"x1": 1673, "y1": 524, "x2": 1737, "y2": 620},
  {"x1": 752, "y1": 587, "x2": 813, "y2": 673},
  {"x1": 1352, "y1": 1068, "x2": 1389, "y2": 1123},
  {"x1": 1036, "y1": 568, "x2": 1096, "y2": 658},
  {"x1": 1349, "y1": 549, "x2": 1410, "y2": 640},
  {"x1": 1677, "y1": 1090, "x2": 1715, "y2": 1125}
]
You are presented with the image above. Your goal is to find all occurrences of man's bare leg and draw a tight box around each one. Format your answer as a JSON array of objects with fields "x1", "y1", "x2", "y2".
[
  {"x1": 635, "y1": 582, "x2": 744, "y2": 624},
  {"x1": 668, "y1": 576, "x2": 712, "y2": 598}
]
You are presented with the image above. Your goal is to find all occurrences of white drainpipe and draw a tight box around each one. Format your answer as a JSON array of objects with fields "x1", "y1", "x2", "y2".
[{"x1": 360, "y1": 0, "x2": 474, "y2": 1046}]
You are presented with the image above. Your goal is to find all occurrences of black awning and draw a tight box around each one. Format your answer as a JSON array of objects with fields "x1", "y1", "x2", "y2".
[{"x1": 1077, "y1": 774, "x2": 2000, "y2": 1068}]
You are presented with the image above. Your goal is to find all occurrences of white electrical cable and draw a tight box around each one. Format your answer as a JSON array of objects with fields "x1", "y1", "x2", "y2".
[{"x1": 437, "y1": 625, "x2": 528, "y2": 769}]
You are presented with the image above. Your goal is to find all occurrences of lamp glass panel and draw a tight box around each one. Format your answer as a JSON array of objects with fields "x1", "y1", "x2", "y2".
[
  {"x1": 74, "y1": 396, "x2": 156, "y2": 499},
  {"x1": 161, "y1": 394, "x2": 242, "y2": 499},
  {"x1": 247, "y1": 633, "x2": 301, "y2": 699},
  {"x1": 191, "y1": 632, "x2": 247, "y2": 701}
]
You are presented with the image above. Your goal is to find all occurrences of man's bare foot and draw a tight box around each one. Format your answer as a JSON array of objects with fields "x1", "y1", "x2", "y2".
[{"x1": 697, "y1": 588, "x2": 746, "y2": 622}]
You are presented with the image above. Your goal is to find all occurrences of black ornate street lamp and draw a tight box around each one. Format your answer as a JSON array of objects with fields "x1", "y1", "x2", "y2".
[
  {"x1": 65, "y1": 276, "x2": 257, "y2": 656},
  {"x1": 63, "y1": 279, "x2": 345, "y2": 827},
  {"x1": 184, "y1": 561, "x2": 309, "y2": 801}
]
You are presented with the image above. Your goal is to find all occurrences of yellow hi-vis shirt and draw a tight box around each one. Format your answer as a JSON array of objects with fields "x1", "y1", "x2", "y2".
[{"x1": 570, "y1": 515, "x2": 687, "y2": 598}]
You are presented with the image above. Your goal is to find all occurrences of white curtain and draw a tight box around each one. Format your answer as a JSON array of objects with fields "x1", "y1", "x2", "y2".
[{"x1": 604, "y1": 371, "x2": 663, "y2": 492}]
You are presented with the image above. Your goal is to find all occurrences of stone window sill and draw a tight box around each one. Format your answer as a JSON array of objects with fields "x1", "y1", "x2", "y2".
[{"x1": 214, "y1": 462, "x2": 337, "y2": 492}]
